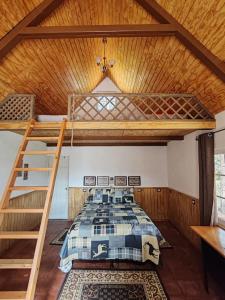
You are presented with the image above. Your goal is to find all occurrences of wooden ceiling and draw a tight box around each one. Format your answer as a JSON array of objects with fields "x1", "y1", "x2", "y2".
[{"x1": 0, "y1": 0, "x2": 225, "y2": 115}]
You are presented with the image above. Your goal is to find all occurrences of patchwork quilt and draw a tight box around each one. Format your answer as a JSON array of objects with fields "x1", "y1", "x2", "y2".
[{"x1": 59, "y1": 202, "x2": 166, "y2": 272}]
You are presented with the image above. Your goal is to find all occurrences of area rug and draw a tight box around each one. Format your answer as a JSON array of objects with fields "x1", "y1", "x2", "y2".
[
  {"x1": 50, "y1": 228, "x2": 69, "y2": 245},
  {"x1": 58, "y1": 270, "x2": 167, "y2": 300},
  {"x1": 51, "y1": 228, "x2": 172, "y2": 248}
]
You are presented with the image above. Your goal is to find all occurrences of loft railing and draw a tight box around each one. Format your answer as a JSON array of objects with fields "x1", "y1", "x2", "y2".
[
  {"x1": 0, "y1": 94, "x2": 35, "y2": 121},
  {"x1": 68, "y1": 93, "x2": 214, "y2": 121}
]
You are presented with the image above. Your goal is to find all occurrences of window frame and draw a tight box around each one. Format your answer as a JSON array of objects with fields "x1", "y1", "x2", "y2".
[{"x1": 215, "y1": 153, "x2": 225, "y2": 229}]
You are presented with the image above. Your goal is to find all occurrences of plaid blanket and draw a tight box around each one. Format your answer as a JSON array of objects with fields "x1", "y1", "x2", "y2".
[{"x1": 59, "y1": 202, "x2": 166, "y2": 272}]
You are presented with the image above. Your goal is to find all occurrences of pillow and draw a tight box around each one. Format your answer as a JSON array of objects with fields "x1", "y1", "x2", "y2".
[
  {"x1": 86, "y1": 188, "x2": 112, "y2": 204},
  {"x1": 111, "y1": 188, "x2": 134, "y2": 203},
  {"x1": 87, "y1": 195, "x2": 94, "y2": 202},
  {"x1": 122, "y1": 195, "x2": 134, "y2": 203}
]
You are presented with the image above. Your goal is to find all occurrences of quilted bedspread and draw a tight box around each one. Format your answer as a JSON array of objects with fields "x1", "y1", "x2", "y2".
[{"x1": 59, "y1": 202, "x2": 166, "y2": 272}]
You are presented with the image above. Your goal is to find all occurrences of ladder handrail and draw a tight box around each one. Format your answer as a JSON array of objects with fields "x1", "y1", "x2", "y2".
[
  {"x1": 0, "y1": 119, "x2": 66, "y2": 300},
  {"x1": 26, "y1": 119, "x2": 66, "y2": 300}
]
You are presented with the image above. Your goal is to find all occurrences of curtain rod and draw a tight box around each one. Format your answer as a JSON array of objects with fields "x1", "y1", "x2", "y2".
[
  {"x1": 196, "y1": 127, "x2": 225, "y2": 141},
  {"x1": 213, "y1": 127, "x2": 225, "y2": 134}
]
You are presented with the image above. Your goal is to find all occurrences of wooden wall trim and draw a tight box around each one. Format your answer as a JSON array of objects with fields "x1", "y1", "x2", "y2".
[
  {"x1": 169, "y1": 187, "x2": 199, "y2": 201},
  {"x1": 68, "y1": 187, "x2": 200, "y2": 248},
  {"x1": 168, "y1": 188, "x2": 200, "y2": 249},
  {"x1": 68, "y1": 187, "x2": 169, "y2": 221},
  {"x1": 134, "y1": 187, "x2": 169, "y2": 221}
]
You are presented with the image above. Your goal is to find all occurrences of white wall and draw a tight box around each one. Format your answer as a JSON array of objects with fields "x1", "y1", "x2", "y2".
[
  {"x1": 215, "y1": 110, "x2": 225, "y2": 153},
  {"x1": 167, "y1": 110, "x2": 225, "y2": 198},
  {"x1": 60, "y1": 146, "x2": 168, "y2": 187},
  {"x1": 92, "y1": 77, "x2": 121, "y2": 93},
  {"x1": 167, "y1": 131, "x2": 199, "y2": 198},
  {"x1": 0, "y1": 131, "x2": 49, "y2": 199}
]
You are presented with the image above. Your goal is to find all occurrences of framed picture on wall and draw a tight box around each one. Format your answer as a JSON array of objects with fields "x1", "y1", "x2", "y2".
[
  {"x1": 128, "y1": 176, "x2": 141, "y2": 186},
  {"x1": 83, "y1": 176, "x2": 96, "y2": 186},
  {"x1": 114, "y1": 176, "x2": 127, "y2": 186},
  {"x1": 97, "y1": 176, "x2": 109, "y2": 186}
]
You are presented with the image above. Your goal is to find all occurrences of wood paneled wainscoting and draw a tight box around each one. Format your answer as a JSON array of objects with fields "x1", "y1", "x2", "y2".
[
  {"x1": 168, "y1": 189, "x2": 200, "y2": 249},
  {"x1": 0, "y1": 191, "x2": 46, "y2": 255},
  {"x1": 68, "y1": 187, "x2": 200, "y2": 249},
  {"x1": 134, "y1": 188, "x2": 169, "y2": 221},
  {"x1": 68, "y1": 187, "x2": 169, "y2": 221}
]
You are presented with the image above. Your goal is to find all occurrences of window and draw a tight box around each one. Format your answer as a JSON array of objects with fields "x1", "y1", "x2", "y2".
[
  {"x1": 215, "y1": 154, "x2": 225, "y2": 227},
  {"x1": 97, "y1": 96, "x2": 116, "y2": 111}
]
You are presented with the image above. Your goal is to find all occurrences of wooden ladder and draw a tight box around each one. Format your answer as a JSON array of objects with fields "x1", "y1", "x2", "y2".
[{"x1": 0, "y1": 119, "x2": 66, "y2": 300}]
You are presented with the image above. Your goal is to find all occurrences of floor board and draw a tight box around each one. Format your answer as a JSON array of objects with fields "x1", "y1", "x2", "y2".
[{"x1": 0, "y1": 221, "x2": 224, "y2": 300}]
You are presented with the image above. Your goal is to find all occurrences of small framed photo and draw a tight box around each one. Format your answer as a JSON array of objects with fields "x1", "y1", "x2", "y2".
[
  {"x1": 83, "y1": 176, "x2": 96, "y2": 186},
  {"x1": 114, "y1": 176, "x2": 127, "y2": 186},
  {"x1": 97, "y1": 176, "x2": 109, "y2": 186},
  {"x1": 128, "y1": 176, "x2": 141, "y2": 186}
]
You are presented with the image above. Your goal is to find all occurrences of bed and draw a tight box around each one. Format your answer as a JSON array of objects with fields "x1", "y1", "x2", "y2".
[{"x1": 59, "y1": 188, "x2": 167, "y2": 272}]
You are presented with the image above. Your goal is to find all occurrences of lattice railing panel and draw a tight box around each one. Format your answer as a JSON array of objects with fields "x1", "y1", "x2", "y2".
[
  {"x1": 0, "y1": 94, "x2": 35, "y2": 121},
  {"x1": 68, "y1": 93, "x2": 213, "y2": 121}
]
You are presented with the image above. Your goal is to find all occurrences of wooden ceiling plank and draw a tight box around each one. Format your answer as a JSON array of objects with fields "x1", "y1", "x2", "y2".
[
  {"x1": 135, "y1": 0, "x2": 225, "y2": 82},
  {"x1": 20, "y1": 24, "x2": 177, "y2": 39},
  {"x1": 0, "y1": 0, "x2": 63, "y2": 59}
]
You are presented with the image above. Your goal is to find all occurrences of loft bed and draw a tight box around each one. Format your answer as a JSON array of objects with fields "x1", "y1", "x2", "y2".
[
  {"x1": 0, "y1": 93, "x2": 216, "y2": 146},
  {"x1": 0, "y1": 92, "x2": 217, "y2": 288}
]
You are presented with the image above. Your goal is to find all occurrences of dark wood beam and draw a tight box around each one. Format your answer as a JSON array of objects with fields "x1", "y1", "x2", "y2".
[
  {"x1": 62, "y1": 135, "x2": 183, "y2": 141},
  {"x1": 47, "y1": 142, "x2": 168, "y2": 147},
  {"x1": 0, "y1": 0, "x2": 63, "y2": 60},
  {"x1": 136, "y1": 0, "x2": 225, "y2": 82},
  {"x1": 20, "y1": 24, "x2": 176, "y2": 39}
]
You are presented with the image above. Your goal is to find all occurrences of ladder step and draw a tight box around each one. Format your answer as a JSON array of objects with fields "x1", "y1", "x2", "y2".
[
  {"x1": 0, "y1": 231, "x2": 39, "y2": 239},
  {"x1": 9, "y1": 186, "x2": 48, "y2": 191},
  {"x1": 0, "y1": 291, "x2": 26, "y2": 299},
  {"x1": 31, "y1": 123, "x2": 62, "y2": 129},
  {"x1": 0, "y1": 208, "x2": 44, "y2": 214},
  {"x1": 26, "y1": 136, "x2": 58, "y2": 141},
  {"x1": 0, "y1": 259, "x2": 33, "y2": 269},
  {"x1": 14, "y1": 167, "x2": 52, "y2": 172},
  {"x1": 20, "y1": 150, "x2": 56, "y2": 155}
]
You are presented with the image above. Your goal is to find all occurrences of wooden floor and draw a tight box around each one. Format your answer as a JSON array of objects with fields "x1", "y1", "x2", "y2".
[{"x1": 0, "y1": 221, "x2": 224, "y2": 300}]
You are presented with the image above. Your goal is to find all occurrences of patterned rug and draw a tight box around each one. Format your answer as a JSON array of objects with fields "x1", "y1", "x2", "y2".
[
  {"x1": 58, "y1": 270, "x2": 167, "y2": 300},
  {"x1": 51, "y1": 228, "x2": 172, "y2": 248}
]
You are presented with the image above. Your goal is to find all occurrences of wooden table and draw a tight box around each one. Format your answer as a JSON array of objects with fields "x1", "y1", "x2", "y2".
[{"x1": 191, "y1": 226, "x2": 225, "y2": 292}]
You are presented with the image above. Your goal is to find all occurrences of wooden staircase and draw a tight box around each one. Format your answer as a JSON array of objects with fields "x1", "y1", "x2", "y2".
[{"x1": 0, "y1": 119, "x2": 66, "y2": 300}]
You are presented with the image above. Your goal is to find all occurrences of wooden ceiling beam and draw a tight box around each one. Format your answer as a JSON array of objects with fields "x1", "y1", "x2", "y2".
[
  {"x1": 135, "y1": 0, "x2": 225, "y2": 82},
  {"x1": 20, "y1": 24, "x2": 176, "y2": 39},
  {"x1": 64, "y1": 135, "x2": 184, "y2": 141},
  {"x1": 47, "y1": 142, "x2": 168, "y2": 147},
  {"x1": 0, "y1": 120, "x2": 216, "y2": 131},
  {"x1": 0, "y1": 0, "x2": 63, "y2": 60}
]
